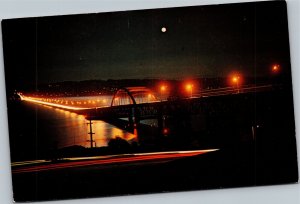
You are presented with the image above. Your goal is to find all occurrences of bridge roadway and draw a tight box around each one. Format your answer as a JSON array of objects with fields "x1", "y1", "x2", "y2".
[
  {"x1": 77, "y1": 84, "x2": 274, "y2": 136},
  {"x1": 82, "y1": 84, "x2": 274, "y2": 120},
  {"x1": 19, "y1": 84, "x2": 275, "y2": 135}
]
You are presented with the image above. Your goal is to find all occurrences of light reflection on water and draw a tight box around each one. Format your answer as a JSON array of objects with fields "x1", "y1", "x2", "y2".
[{"x1": 28, "y1": 96, "x2": 136, "y2": 149}]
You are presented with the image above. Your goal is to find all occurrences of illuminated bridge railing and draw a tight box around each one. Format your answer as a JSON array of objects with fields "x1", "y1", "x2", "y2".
[{"x1": 111, "y1": 87, "x2": 159, "y2": 107}]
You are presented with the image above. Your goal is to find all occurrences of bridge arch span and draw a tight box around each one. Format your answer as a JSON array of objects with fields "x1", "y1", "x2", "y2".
[{"x1": 111, "y1": 87, "x2": 158, "y2": 107}]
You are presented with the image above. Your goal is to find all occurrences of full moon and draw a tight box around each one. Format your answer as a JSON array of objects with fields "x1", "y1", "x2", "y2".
[{"x1": 161, "y1": 27, "x2": 167, "y2": 33}]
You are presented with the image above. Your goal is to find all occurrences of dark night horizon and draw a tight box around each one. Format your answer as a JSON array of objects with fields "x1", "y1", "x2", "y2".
[{"x1": 2, "y1": 0, "x2": 291, "y2": 89}]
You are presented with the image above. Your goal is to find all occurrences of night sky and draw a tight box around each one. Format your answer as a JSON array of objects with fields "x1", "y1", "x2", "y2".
[{"x1": 2, "y1": 0, "x2": 291, "y2": 91}]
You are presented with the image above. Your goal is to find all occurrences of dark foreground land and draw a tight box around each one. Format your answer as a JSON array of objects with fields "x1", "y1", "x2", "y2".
[
  {"x1": 11, "y1": 85, "x2": 298, "y2": 202},
  {"x1": 12, "y1": 145, "x2": 298, "y2": 202}
]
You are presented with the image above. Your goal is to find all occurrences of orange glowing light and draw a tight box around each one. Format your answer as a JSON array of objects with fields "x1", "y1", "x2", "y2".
[
  {"x1": 229, "y1": 73, "x2": 243, "y2": 93},
  {"x1": 230, "y1": 74, "x2": 241, "y2": 85},
  {"x1": 18, "y1": 95, "x2": 91, "y2": 111},
  {"x1": 185, "y1": 83, "x2": 193, "y2": 91},
  {"x1": 185, "y1": 83, "x2": 194, "y2": 98},
  {"x1": 232, "y1": 76, "x2": 238, "y2": 83},
  {"x1": 160, "y1": 85, "x2": 167, "y2": 92},
  {"x1": 272, "y1": 64, "x2": 280, "y2": 73},
  {"x1": 228, "y1": 72, "x2": 244, "y2": 90}
]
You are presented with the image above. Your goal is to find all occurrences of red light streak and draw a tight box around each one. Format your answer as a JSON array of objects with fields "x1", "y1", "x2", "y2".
[{"x1": 12, "y1": 149, "x2": 218, "y2": 174}]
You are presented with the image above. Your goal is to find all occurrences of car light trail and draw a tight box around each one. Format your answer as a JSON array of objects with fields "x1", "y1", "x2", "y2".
[{"x1": 12, "y1": 149, "x2": 218, "y2": 174}]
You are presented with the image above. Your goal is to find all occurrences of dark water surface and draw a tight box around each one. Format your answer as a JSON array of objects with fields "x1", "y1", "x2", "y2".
[{"x1": 7, "y1": 98, "x2": 136, "y2": 162}]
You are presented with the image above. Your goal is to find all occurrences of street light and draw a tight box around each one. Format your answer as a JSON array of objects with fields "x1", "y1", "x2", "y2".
[
  {"x1": 185, "y1": 83, "x2": 193, "y2": 98},
  {"x1": 160, "y1": 85, "x2": 167, "y2": 101},
  {"x1": 272, "y1": 64, "x2": 280, "y2": 74},
  {"x1": 231, "y1": 75, "x2": 240, "y2": 93},
  {"x1": 160, "y1": 85, "x2": 166, "y2": 92}
]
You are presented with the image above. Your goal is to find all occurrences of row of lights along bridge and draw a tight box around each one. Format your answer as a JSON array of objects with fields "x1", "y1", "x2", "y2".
[
  {"x1": 159, "y1": 64, "x2": 281, "y2": 98},
  {"x1": 21, "y1": 64, "x2": 281, "y2": 104}
]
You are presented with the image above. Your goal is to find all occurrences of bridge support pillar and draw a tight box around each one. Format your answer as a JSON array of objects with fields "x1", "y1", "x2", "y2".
[
  {"x1": 158, "y1": 115, "x2": 163, "y2": 135},
  {"x1": 127, "y1": 107, "x2": 140, "y2": 142}
]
